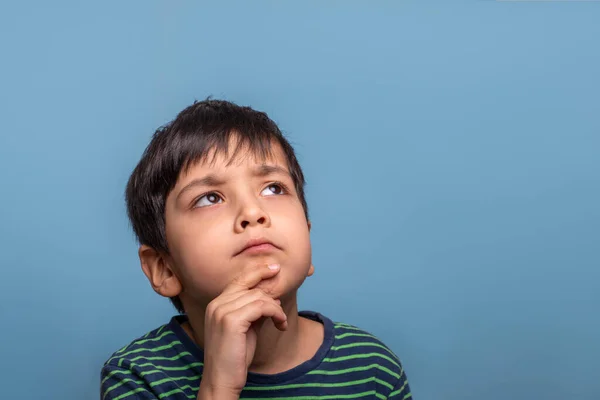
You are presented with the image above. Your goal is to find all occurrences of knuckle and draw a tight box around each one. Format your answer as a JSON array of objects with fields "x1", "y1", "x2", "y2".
[
  {"x1": 254, "y1": 299, "x2": 265, "y2": 306},
  {"x1": 213, "y1": 307, "x2": 225, "y2": 322},
  {"x1": 222, "y1": 313, "x2": 237, "y2": 329},
  {"x1": 205, "y1": 302, "x2": 216, "y2": 316}
]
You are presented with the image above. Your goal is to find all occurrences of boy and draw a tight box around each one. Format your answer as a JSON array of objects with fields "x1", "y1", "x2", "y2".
[{"x1": 101, "y1": 99, "x2": 412, "y2": 399}]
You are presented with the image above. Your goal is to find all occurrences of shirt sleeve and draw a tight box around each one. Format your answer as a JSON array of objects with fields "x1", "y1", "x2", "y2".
[
  {"x1": 388, "y1": 367, "x2": 412, "y2": 399},
  {"x1": 101, "y1": 363, "x2": 156, "y2": 400}
]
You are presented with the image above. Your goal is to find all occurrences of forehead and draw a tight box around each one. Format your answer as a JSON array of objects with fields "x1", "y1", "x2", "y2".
[{"x1": 179, "y1": 139, "x2": 289, "y2": 181}]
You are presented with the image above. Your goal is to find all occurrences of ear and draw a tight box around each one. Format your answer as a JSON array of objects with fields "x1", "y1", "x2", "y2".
[{"x1": 139, "y1": 245, "x2": 182, "y2": 298}]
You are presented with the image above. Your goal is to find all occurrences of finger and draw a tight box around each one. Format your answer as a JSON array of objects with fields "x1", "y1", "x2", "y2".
[
  {"x1": 219, "y1": 289, "x2": 281, "y2": 316},
  {"x1": 224, "y1": 299, "x2": 288, "y2": 333},
  {"x1": 215, "y1": 289, "x2": 283, "y2": 319},
  {"x1": 221, "y1": 263, "x2": 281, "y2": 296}
]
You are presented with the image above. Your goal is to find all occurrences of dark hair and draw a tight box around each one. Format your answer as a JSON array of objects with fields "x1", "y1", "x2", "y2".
[{"x1": 125, "y1": 99, "x2": 308, "y2": 314}]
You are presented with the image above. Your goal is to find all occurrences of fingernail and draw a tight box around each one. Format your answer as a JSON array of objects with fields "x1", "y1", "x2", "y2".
[{"x1": 268, "y1": 264, "x2": 280, "y2": 270}]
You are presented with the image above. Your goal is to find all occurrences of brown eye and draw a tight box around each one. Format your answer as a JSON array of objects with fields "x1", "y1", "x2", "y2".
[
  {"x1": 194, "y1": 192, "x2": 223, "y2": 208},
  {"x1": 261, "y1": 183, "x2": 285, "y2": 196}
]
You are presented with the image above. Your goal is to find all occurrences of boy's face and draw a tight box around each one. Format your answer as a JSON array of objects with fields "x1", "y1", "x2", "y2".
[{"x1": 161, "y1": 140, "x2": 312, "y2": 307}]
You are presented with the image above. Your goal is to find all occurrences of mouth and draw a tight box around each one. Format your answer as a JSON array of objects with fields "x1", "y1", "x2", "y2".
[{"x1": 235, "y1": 238, "x2": 280, "y2": 256}]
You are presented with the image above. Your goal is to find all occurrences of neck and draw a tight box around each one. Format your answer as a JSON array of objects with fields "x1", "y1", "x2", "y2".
[{"x1": 183, "y1": 293, "x2": 304, "y2": 374}]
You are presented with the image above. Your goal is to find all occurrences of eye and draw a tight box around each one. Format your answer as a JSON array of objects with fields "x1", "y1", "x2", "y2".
[
  {"x1": 261, "y1": 182, "x2": 286, "y2": 196},
  {"x1": 193, "y1": 192, "x2": 223, "y2": 208}
]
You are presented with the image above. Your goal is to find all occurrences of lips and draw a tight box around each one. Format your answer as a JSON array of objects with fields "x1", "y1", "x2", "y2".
[{"x1": 235, "y1": 238, "x2": 280, "y2": 256}]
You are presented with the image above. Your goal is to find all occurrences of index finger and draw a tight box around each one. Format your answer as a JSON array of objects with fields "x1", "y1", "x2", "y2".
[{"x1": 221, "y1": 263, "x2": 281, "y2": 295}]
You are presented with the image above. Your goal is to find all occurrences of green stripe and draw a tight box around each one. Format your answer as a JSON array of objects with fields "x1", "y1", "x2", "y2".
[
  {"x1": 131, "y1": 361, "x2": 203, "y2": 372},
  {"x1": 104, "y1": 350, "x2": 196, "y2": 384},
  {"x1": 108, "y1": 340, "x2": 183, "y2": 363},
  {"x1": 323, "y1": 353, "x2": 400, "y2": 369},
  {"x1": 113, "y1": 344, "x2": 129, "y2": 357},
  {"x1": 335, "y1": 332, "x2": 376, "y2": 340},
  {"x1": 333, "y1": 322, "x2": 356, "y2": 327},
  {"x1": 114, "y1": 330, "x2": 173, "y2": 355},
  {"x1": 111, "y1": 387, "x2": 150, "y2": 400},
  {"x1": 128, "y1": 330, "x2": 174, "y2": 348},
  {"x1": 308, "y1": 363, "x2": 400, "y2": 380},
  {"x1": 101, "y1": 369, "x2": 133, "y2": 386},
  {"x1": 158, "y1": 386, "x2": 198, "y2": 399},
  {"x1": 243, "y1": 376, "x2": 393, "y2": 392},
  {"x1": 129, "y1": 351, "x2": 192, "y2": 363},
  {"x1": 102, "y1": 365, "x2": 201, "y2": 387},
  {"x1": 102, "y1": 378, "x2": 144, "y2": 400},
  {"x1": 150, "y1": 374, "x2": 201, "y2": 387},
  {"x1": 250, "y1": 390, "x2": 384, "y2": 400},
  {"x1": 331, "y1": 341, "x2": 398, "y2": 359},
  {"x1": 334, "y1": 324, "x2": 363, "y2": 331},
  {"x1": 389, "y1": 378, "x2": 410, "y2": 398}
]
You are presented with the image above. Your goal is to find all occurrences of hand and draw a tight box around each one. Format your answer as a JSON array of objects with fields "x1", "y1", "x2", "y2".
[{"x1": 198, "y1": 263, "x2": 287, "y2": 399}]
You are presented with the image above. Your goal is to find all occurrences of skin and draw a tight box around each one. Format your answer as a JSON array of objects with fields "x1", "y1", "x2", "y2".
[{"x1": 138, "y1": 138, "x2": 324, "y2": 399}]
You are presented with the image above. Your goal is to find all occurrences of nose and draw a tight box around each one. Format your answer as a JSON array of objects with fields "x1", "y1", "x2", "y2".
[{"x1": 234, "y1": 199, "x2": 271, "y2": 232}]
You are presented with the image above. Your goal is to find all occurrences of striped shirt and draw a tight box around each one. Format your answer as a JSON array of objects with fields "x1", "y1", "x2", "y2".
[{"x1": 101, "y1": 311, "x2": 412, "y2": 399}]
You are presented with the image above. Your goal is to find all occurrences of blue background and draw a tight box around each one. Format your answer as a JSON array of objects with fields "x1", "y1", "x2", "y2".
[{"x1": 1, "y1": 2, "x2": 599, "y2": 399}]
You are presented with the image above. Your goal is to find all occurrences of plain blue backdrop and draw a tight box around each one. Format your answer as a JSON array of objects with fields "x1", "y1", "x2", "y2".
[{"x1": 1, "y1": 1, "x2": 599, "y2": 399}]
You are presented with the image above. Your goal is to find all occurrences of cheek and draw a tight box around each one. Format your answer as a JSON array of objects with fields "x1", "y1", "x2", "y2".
[
  {"x1": 168, "y1": 220, "x2": 232, "y2": 294},
  {"x1": 177, "y1": 212, "x2": 230, "y2": 257},
  {"x1": 275, "y1": 209, "x2": 311, "y2": 261}
]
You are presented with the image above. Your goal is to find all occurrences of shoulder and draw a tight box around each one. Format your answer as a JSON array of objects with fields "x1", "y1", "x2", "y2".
[
  {"x1": 329, "y1": 319, "x2": 412, "y2": 398},
  {"x1": 330, "y1": 319, "x2": 403, "y2": 367},
  {"x1": 103, "y1": 322, "x2": 179, "y2": 367},
  {"x1": 100, "y1": 317, "x2": 201, "y2": 399}
]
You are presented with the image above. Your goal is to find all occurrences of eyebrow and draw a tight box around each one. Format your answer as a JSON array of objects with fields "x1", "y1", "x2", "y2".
[
  {"x1": 253, "y1": 164, "x2": 291, "y2": 179},
  {"x1": 176, "y1": 164, "x2": 291, "y2": 203}
]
